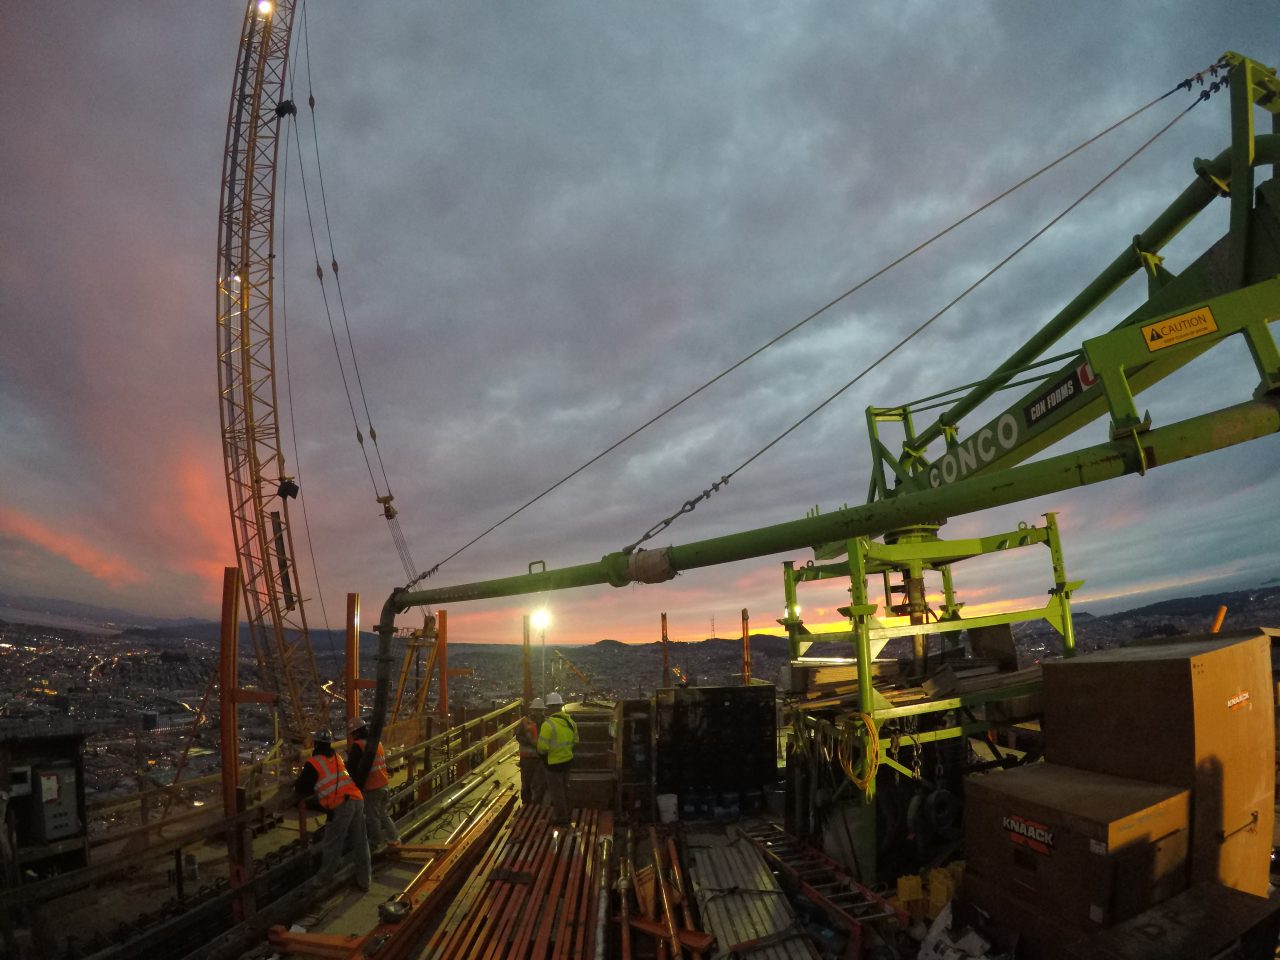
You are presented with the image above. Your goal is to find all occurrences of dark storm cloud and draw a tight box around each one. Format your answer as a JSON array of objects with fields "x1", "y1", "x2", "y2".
[{"x1": 0, "y1": 1, "x2": 1276, "y2": 638}]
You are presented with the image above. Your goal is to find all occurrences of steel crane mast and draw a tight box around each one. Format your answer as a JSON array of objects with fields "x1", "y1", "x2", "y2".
[{"x1": 216, "y1": 0, "x2": 325, "y2": 743}]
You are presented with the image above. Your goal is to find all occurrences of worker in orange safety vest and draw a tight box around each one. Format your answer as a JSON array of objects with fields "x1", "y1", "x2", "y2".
[
  {"x1": 347, "y1": 716, "x2": 400, "y2": 852},
  {"x1": 294, "y1": 728, "x2": 371, "y2": 892},
  {"x1": 514, "y1": 697, "x2": 546, "y2": 805}
]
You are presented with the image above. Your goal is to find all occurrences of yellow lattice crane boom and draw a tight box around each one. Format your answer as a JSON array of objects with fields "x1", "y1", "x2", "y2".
[{"x1": 215, "y1": 0, "x2": 325, "y2": 743}]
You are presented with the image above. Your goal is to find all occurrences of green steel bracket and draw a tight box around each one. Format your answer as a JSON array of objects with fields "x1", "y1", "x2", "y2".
[
  {"x1": 879, "y1": 755, "x2": 914, "y2": 780},
  {"x1": 879, "y1": 718, "x2": 992, "y2": 754},
  {"x1": 1082, "y1": 277, "x2": 1280, "y2": 437},
  {"x1": 866, "y1": 406, "x2": 923, "y2": 501},
  {"x1": 1135, "y1": 237, "x2": 1176, "y2": 296},
  {"x1": 871, "y1": 678, "x2": 1044, "y2": 722},
  {"x1": 883, "y1": 115, "x2": 1280, "y2": 496},
  {"x1": 785, "y1": 518, "x2": 1074, "y2": 732}
]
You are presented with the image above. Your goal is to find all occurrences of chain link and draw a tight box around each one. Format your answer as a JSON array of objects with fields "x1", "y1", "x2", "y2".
[
  {"x1": 907, "y1": 717, "x2": 922, "y2": 782},
  {"x1": 623, "y1": 475, "x2": 730, "y2": 554}
]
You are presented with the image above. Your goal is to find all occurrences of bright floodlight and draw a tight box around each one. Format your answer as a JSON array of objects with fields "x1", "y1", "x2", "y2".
[
  {"x1": 257, "y1": 1, "x2": 273, "y2": 15},
  {"x1": 531, "y1": 608, "x2": 551, "y2": 630}
]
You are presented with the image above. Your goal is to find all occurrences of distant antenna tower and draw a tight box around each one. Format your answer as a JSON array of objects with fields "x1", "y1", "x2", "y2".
[{"x1": 710, "y1": 615, "x2": 716, "y2": 639}]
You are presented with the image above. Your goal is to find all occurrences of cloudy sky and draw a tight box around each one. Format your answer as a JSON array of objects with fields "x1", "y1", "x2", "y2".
[{"x1": 2, "y1": 2, "x2": 1277, "y2": 649}]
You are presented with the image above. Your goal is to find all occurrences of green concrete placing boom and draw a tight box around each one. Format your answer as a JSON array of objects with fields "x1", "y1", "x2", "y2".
[{"x1": 359, "y1": 57, "x2": 1280, "y2": 874}]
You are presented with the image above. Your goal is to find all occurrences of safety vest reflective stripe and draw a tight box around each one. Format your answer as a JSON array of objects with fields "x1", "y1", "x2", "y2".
[
  {"x1": 308, "y1": 754, "x2": 362, "y2": 809},
  {"x1": 354, "y1": 739, "x2": 389, "y2": 790},
  {"x1": 537, "y1": 714, "x2": 578, "y2": 765}
]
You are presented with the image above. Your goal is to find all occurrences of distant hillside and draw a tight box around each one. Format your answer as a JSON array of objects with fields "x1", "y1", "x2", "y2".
[
  {"x1": 0, "y1": 592, "x2": 196, "y2": 630},
  {"x1": 1101, "y1": 585, "x2": 1280, "y2": 621}
]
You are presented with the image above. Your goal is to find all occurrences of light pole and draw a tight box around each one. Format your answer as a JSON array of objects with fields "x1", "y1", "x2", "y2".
[{"x1": 531, "y1": 608, "x2": 550, "y2": 697}]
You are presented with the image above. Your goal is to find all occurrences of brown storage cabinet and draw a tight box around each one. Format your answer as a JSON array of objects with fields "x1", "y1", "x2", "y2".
[
  {"x1": 965, "y1": 763, "x2": 1189, "y2": 928},
  {"x1": 1042, "y1": 631, "x2": 1275, "y2": 896},
  {"x1": 963, "y1": 869, "x2": 1091, "y2": 960}
]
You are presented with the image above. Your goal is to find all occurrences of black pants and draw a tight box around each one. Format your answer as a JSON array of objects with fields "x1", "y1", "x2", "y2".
[{"x1": 544, "y1": 759, "x2": 573, "y2": 824}]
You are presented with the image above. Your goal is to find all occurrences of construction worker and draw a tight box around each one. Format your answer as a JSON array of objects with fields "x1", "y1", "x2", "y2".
[
  {"x1": 536, "y1": 691, "x2": 578, "y2": 826},
  {"x1": 515, "y1": 697, "x2": 546, "y2": 805},
  {"x1": 294, "y1": 728, "x2": 371, "y2": 892},
  {"x1": 347, "y1": 716, "x2": 400, "y2": 852}
]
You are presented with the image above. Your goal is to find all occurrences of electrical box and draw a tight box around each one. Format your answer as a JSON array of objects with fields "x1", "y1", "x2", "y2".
[
  {"x1": 35, "y1": 762, "x2": 80, "y2": 842},
  {"x1": 0, "y1": 728, "x2": 89, "y2": 877}
]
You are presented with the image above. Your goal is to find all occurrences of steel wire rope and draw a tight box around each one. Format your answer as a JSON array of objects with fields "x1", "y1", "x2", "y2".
[
  {"x1": 279, "y1": 22, "x2": 338, "y2": 662},
  {"x1": 298, "y1": 7, "x2": 420, "y2": 585},
  {"x1": 406, "y1": 67, "x2": 1219, "y2": 588},
  {"x1": 624, "y1": 94, "x2": 1206, "y2": 553}
]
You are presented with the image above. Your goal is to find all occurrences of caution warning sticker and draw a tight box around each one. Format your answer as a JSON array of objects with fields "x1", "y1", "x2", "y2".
[{"x1": 1141, "y1": 306, "x2": 1218, "y2": 352}]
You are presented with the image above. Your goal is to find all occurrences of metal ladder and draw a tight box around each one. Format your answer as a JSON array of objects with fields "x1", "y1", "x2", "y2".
[{"x1": 737, "y1": 821, "x2": 905, "y2": 958}]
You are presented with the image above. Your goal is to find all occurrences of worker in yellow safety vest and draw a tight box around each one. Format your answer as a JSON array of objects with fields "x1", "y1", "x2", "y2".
[
  {"x1": 514, "y1": 698, "x2": 546, "y2": 805},
  {"x1": 347, "y1": 716, "x2": 400, "y2": 853},
  {"x1": 293, "y1": 728, "x2": 371, "y2": 892},
  {"x1": 536, "y1": 692, "x2": 579, "y2": 826}
]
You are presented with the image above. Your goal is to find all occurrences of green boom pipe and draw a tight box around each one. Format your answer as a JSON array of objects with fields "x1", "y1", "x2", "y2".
[{"x1": 387, "y1": 395, "x2": 1280, "y2": 612}]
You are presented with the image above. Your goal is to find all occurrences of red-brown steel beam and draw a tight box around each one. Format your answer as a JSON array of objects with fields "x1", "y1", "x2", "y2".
[
  {"x1": 650, "y1": 826, "x2": 683, "y2": 959},
  {"x1": 430, "y1": 810, "x2": 521, "y2": 957},
  {"x1": 660, "y1": 613, "x2": 670, "y2": 690},
  {"x1": 344, "y1": 593, "x2": 377, "y2": 728},
  {"x1": 618, "y1": 831, "x2": 633, "y2": 960},
  {"x1": 498, "y1": 814, "x2": 560, "y2": 960},
  {"x1": 668, "y1": 834, "x2": 705, "y2": 960},
  {"x1": 219, "y1": 567, "x2": 242, "y2": 816},
  {"x1": 552, "y1": 811, "x2": 590, "y2": 959},
  {"x1": 442, "y1": 803, "x2": 544, "y2": 958},
  {"x1": 217, "y1": 567, "x2": 256, "y2": 920},
  {"x1": 479, "y1": 805, "x2": 554, "y2": 960},
  {"x1": 437, "y1": 609, "x2": 450, "y2": 723},
  {"x1": 522, "y1": 613, "x2": 534, "y2": 704},
  {"x1": 531, "y1": 824, "x2": 579, "y2": 958}
]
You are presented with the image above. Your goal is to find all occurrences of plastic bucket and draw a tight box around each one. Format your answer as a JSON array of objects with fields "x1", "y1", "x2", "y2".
[{"x1": 657, "y1": 793, "x2": 678, "y2": 824}]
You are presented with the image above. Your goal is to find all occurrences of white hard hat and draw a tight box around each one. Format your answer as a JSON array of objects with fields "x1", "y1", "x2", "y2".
[
  {"x1": 529, "y1": 697, "x2": 545, "y2": 710},
  {"x1": 545, "y1": 692, "x2": 564, "y2": 708}
]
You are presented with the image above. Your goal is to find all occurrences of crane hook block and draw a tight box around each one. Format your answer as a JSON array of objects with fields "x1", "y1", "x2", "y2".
[{"x1": 274, "y1": 100, "x2": 297, "y2": 119}]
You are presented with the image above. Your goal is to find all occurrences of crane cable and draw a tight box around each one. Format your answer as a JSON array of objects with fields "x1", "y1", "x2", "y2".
[
  {"x1": 406, "y1": 61, "x2": 1227, "y2": 588},
  {"x1": 291, "y1": 2, "x2": 421, "y2": 586},
  {"x1": 277, "y1": 19, "x2": 338, "y2": 656},
  {"x1": 624, "y1": 83, "x2": 1217, "y2": 553}
]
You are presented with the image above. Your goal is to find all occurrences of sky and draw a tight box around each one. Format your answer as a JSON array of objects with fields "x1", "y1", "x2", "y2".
[{"x1": 1, "y1": 2, "x2": 1277, "y2": 648}]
